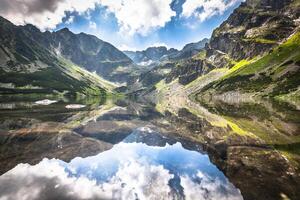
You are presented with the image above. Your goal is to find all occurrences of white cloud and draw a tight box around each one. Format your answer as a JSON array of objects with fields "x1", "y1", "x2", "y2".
[
  {"x1": 149, "y1": 42, "x2": 168, "y2": 48},
  {"x1": 101, "y1": 160, "x2": 173, "y2": 199},
  {"x1": 0, "y1": 159, "x2": 174, "y2": 200},
  {"x1": 0, "y1": 0, "x2": 98, "y2": 30},
  {"x1": 182, "y1": 0, "x2": 241, "y2": 22},
  {"x1": 99, "y1": 0, "x2": 175, "y2": 36},
  {"x1": 181, "y1": 171, "x2": 243, "y2": 200},
  {"x1": 0, "y1": 0, "x2": 175, "y2": 36}
]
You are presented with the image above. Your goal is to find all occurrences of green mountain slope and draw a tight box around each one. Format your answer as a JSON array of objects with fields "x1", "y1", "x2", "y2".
[
  {"x1": 198, "y1": 31, "x2": 300, "y2": 100},
  {"x1": 0, "y1": 16, "x2": 115, "y2": 96},
  {"x1": 44, "y1": 28, "x2": 133, "y2": 82}
]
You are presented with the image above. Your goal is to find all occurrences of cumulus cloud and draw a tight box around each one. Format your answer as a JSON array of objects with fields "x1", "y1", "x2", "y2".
[
  {"x1": 0, "y1": 0, "x2": 98, "y2": 30},
  {"x1": 99, "y1": 0, "x2": 175, "y2": 36},
  {"x1": 182, "y1": 0, "x2": 241, "y2": 22},
  {"x1": 0, "y1": 0, "x2": 175, "y2": 35},
  {"x1": 181, "y1": 171, "x2": 243, "y2": 200},
  {"x1": 101, "y1": 160, "x2": 173, "y2": 199},
  {"x1": 0, "y1": 159, "x2": 174, "y2": 200}
]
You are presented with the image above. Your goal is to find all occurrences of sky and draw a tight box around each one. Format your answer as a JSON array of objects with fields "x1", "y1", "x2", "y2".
[{"x1": 0, "y1": 0, "x2": 243, "y2": 51}]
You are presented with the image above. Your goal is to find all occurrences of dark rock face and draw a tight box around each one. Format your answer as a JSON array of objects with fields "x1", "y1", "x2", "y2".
[
  {"x1": 207, "y1": 0, "x2": 299, "y2": 61},
  {"x1": 30, "y1": 27, "x2": 133, "y2": 82},
  {"x1": 132, "y1": 62, "x2": 175, "y2": 88},
  {"x1": 166, "y1": 59, "x2": 205, "y2": 85},
  {"x1": 143, "y1": 46, "x2": 172, "y2": 61},
  {"x1": 53, "y1": 29, "x2": 132, "y2": 80}
]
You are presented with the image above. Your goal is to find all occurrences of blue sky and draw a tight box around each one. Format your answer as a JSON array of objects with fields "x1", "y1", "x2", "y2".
[{"x1": 0, "y1": 0, "x2": 243, "y2": 50}]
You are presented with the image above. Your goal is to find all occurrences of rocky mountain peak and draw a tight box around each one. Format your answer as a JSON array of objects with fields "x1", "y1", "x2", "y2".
[
  {"x1": 207, "y1": 0, "x2": 300, "y2": 63},
  {"x1": 57, "y1": 27, "x2": 71, "y2": 34}
]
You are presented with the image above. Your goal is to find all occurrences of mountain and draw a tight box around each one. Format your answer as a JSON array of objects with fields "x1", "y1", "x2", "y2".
[
  {"x1": 20, "y1": 25, "x2": 133, "y2": 83},
  {"x1": 195, "y1": 0, "x2": 300, "y2": 100},
  {"x1": 132, "y1": 0, "x2": 300, "y2": 107},
  {"x1": 182, "y1": 38, "x2": 209, "y2": 52},
  {"x1": 124, "y1": 38, "x2": 209, "y2": 67},
  {"x1": 167, "y1": 0, "x2": 300, "y2": 85},
  {"x1": 198, "y1": 30, "x2": 300, "y2": 102},
  {"x1": 0, "y1": 16, "x2": 117, "y2": 96},
  {"x1": 206, "y1": 0, "x2": 299, "y2": 66},
  {"x1": 124, "y1": 46, "x2": 178, "y2": 66},
  {"x1": 163, "y1": 38, "x2": 209, "y2": 61},
  {"x1": 44, "y1": 28, "x2": 133, "y2": 82}
]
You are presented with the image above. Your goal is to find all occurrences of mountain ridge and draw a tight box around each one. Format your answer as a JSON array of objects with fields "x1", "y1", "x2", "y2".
[
  {"x1": 21, "y1": 24, "x2": 134, "y2": 82},
  {"x1": 124, "y1": 38, "x2": 209, "y2": 66},
  {"x1": 0, "y1": 16, "x2": 121, "y2": 96}
]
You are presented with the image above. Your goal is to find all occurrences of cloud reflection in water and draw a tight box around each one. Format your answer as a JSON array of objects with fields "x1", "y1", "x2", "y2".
[{"x1": 0, "y1": 134, "x2": 243, "y2": 200}]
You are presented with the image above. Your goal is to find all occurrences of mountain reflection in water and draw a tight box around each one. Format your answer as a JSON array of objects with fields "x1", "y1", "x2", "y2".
[{"x1": 0, "y1": 96, "x2": 299, "y2": 200}]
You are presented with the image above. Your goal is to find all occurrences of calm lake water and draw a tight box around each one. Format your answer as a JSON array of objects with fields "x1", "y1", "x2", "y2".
[{"x1": 0, "y1": 95, "x2": 299, "y2": 200}]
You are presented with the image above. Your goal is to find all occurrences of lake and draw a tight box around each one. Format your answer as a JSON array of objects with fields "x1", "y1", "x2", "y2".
[{"x1": 0, "y1": 95, "x2": 299, "y2": 200}]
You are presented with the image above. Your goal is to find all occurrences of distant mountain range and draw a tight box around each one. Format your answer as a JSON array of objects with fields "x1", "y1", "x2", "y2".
[
  {"x1": 124, "y1": 38, "x2": 209, "y2": 66},
  {"x1": 124, "y1": 46, "x2": 178, "y2": 66},
  {"x1": 164, "y1": 38, "x2": 209, "y2": 61}
]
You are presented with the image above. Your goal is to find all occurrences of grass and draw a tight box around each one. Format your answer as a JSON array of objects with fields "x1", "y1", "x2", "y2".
[
  {"x1": 243, "y1": 38, "x2": 278, "y2": 44},
  {"x1": 155, "y1": 79, "x2": 168, "y2": 92},
  {"x1": 193, "y1": 50, "x2": 207, "y2": 60},
  {"x1": 232, "y1": 32, "x2": 300, "y2": 76},
  {"x1": 0, "y1": 58, "x2": 107, "y2": 96},
  {"x1": 199, "y1": 31, "x2": 300, "y2": 97},
  {"x1": 229, "y1": 59, "x2": 254, "y2": 72},
  {"x1": 185, "y1": 68, "x2": 228, "y2": 90}
]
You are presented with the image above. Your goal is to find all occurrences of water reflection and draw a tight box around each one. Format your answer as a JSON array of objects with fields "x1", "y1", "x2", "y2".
[
  {"x1": 0, "y1": 129, "x2": 242, "y2": 200},
  {"x1": 0, "y1": 95, "x2": 300, "y2": 200}
]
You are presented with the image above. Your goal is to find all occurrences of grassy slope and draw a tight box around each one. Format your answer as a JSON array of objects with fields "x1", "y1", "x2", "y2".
[
  {"x1": 0, "y1": 18, "x2": 117, "y2": 97},
  {"x1": 0, "y1": 56, "x2": 113, "y2": 96},
  {"x1": 198, "y1": 31, "x2": 300, "y2": 100}
]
